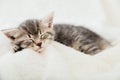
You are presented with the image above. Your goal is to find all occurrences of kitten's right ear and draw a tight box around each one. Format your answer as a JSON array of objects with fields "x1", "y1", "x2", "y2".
[
  {"x1": 41, "y1": 12, "x2": 54, "y2": 29},
  {"x1": 2, "y1": 28, "x2": 19, "y2": 41}
]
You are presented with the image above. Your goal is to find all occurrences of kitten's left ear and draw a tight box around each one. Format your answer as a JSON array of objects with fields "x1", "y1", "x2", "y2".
[
  {"x1": 41, "y1": 12, "x2": 54, "y2": 29},
  {"x1": 2, "y1": 28, "x2": 20, "y2": 41}
]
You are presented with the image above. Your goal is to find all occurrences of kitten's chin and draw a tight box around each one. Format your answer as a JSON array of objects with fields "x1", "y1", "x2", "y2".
[
  {"x1": 36, "y1": 47, "x2": 45, "y2": 53},
  {"x1": 31, "y1": 40, "x2": 51, "y2": 53},
  {"x1": 31, "y1": 46, "x2": 45, "y2": 53}
]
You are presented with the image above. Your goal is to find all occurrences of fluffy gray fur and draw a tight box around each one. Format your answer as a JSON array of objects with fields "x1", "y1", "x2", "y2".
[
  {"x1": 2, "y1": 14, "x2": 54, "y2": 53},
  {"x1": 2, "y1": 17, "x2": 110, "y2": 54},
  {"x1": 54, "y1": 24, "x2": 110, "y2": 55}
]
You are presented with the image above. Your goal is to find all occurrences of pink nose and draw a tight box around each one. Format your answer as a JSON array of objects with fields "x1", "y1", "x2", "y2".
[{"x1": 36, "y1": 42, "x2": 42, "y2": 47}]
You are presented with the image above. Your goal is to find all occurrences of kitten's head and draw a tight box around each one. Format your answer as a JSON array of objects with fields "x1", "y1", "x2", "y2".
[{"x1": 3, "y1": 13, "x2": 55, "y2": 52}]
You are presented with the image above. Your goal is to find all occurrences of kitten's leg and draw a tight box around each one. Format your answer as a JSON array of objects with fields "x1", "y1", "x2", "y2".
[
  {"x1": 78, "y1": 40, "x2": 101, "y2": 55},
  {"x1": 87, "y1": 46, "x2": 101, "y2": 55},
  {"x1": 83, "y1": 44, "x2": 101, "y2": 55},
  {"x1": 11, "y1": 41, "x2": 24, "y2": 53}
]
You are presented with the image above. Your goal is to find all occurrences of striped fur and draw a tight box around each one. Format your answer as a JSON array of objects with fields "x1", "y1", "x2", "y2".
[
  {"x1": 2, "y1": 16, "x2": 110, "y2": 54},
  {"x1": 2, "y1": 14, "x2": 54, "y2": 53},
  {"x1": 54, "y1": 24, "x2": 110, "y2": 55}
]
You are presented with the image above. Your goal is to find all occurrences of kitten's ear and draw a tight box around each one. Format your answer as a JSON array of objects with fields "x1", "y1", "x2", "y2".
[
  {"x1": 41, "y1": 12, "x2": 54, "y2": 29},
  {"x1": 2, "y1": 28, "x2": 19, "y2": 41}
]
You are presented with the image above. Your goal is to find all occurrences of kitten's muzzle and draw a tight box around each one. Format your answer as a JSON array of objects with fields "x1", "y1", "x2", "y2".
[{"x1": 36, "y1": 42, "x2": 42, "y2": 47}]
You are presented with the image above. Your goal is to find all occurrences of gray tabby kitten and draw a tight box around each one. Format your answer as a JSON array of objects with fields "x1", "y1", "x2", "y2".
[
  {"x1": 2, "y1": 14, "x2": 110, "y2": 55},
  {"x1": 2, "y1": 14, "x2": 55, "y2": 53},
  {"x1": 54, "y1": 24, "x2": 110, "y2": 55}
]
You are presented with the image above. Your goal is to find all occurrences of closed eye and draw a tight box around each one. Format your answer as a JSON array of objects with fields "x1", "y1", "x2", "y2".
[
  {"x1": 46, "y1": 32, "x2": 54, "y2": 36},
  {"x1": 29, "y1": 39, "x2": 35, "y2": 43},
  {"x1": 40, "y1": 34, "x2": 48, "y2": 39},
  {"x1": 27, "y1": 34, "x2": 35, "y2": 42},
  {"x1": 28, "y1": 34, "x2": 32, "y2": 38}
]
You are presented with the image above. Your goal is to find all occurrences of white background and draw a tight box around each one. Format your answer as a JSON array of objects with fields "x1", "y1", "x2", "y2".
[{"x1": 0, "y1": 0, "x2": 120, "y2": 28}]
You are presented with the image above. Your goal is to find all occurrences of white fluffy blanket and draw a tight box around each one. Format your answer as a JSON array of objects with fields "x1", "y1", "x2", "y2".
[{"x1": 0, "y1": 29, "x2": 120, "y2": 80}]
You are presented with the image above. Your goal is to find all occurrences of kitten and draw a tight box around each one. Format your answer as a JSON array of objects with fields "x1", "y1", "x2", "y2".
[
  {"x1": 2, "y1": 14, "x2": 55, "y2": 53},
  {"x1": 2, "y1": 15, "x2": 110, "y2": 55},
  {"x1": 54, "y1": 24, "x2": 110, "y2": 55}
]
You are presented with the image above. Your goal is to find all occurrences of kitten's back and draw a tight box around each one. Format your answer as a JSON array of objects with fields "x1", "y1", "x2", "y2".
[{"x1": 54, "y1": 24, "x2": 110, "y2": 54}]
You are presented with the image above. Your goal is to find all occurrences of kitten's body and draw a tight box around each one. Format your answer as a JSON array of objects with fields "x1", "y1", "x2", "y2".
[
  {"x1": 2, "y1": 14, "x2": 110, "y2": 54},
  {"x1": 54, "y1": 24, "x2": 110, "y2": 55}
]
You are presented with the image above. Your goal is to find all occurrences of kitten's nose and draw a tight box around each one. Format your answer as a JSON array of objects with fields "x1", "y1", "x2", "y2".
[{"x1": 36, "y1": 42, "x2": 42, "y2": 47}]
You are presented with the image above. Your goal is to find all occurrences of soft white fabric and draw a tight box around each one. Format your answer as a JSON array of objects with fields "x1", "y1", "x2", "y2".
[{"x1": 0, "y1": 30, "x2": 120, "y2": 80}]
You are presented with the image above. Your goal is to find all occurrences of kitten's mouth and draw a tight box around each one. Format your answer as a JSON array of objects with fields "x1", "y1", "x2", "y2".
[
  {"x1": 35, "y1": 40, "x2": 48, "y2": 52},
  {"x1": 35, "y1": 42, "x2": 45, "y2": 53}
]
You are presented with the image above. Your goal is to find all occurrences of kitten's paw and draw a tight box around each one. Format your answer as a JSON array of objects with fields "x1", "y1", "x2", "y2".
[
  {"x1": 13, "y1": 45, "x2": 19, "y2": 52},
  {"x1": 86, "y1": 47, "x2": 101, "y2": 55},
  {"x1": 12, "y1": 45, "x2": 22, "y2": 53}
]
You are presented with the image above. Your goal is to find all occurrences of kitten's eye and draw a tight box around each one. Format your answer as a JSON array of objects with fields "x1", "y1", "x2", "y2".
[
  {"x1": 46, "y1": 32, "x2": 54, "y2": 36},
  {"x1": 28, "y1": 34, "x2": 32, "y2": 38},
  {"x1": 40, "y1": 33, "x2": 49, "y2": 39},
  {"x1": 27, "y1": 34, "x2": 35, "y2": 42}
]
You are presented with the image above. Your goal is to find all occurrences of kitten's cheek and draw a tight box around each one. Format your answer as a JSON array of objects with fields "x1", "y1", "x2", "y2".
[{"x1": 43, "y1": 40, "x2": 50, "y2": 47}]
